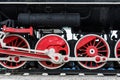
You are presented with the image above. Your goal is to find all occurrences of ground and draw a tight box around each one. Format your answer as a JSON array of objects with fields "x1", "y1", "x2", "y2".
[{"x1": 0, "y1": 75, "x2": 119, "y2": 80}]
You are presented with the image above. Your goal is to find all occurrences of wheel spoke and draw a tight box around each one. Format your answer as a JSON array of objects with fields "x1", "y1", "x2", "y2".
[
  {"x1": 98, "y1": 50, "x2": 107, "y2": 52},
  {"x1": 90, "y1": 61, "x2": 93, "y2": 67},
  {"x1": 90, "y1": 41, "x2": 92, "y2": 46},
  {"x1": 96, "y1": 63, "x2": 98, "y2": 67},
  {"x1": 98, "y1": 53, "x2": 103, "y2": 56},
  {"x1": 79, "y1": 49, "x2": 86, "y2": 51},
  {"x1": 86, "y1": 43, "x2": 89, "y2": 47},
  {"x1": 14, "y1": 38, "x2": 18, "y2": 46},
  {"x1": 11, "y1": 41, "x2": 14, "y2": 46},
  {"x1": 93, "y1": 39, "x2": 96, "y2": 46},
  {"x1": 95, "y1": 40, "x2": 102, "y2": 47},
  {"x1": 10, "y1": 62, "x2": 12, "y2": 67},
  {"x1": 21, "y1": 44, "x2": 27, "y2": 48},
  {"x1": 16, "y1": 63, "x2": 18, "y2": 66},
  {"x1": 83, "y1": 45, "x2": 87, "y2": 49},
  {"x1": 17, "y1": 40, "x2": 24, "y2": 47},
  {"x1": 97, "y1": 45, "x2": 105, "y2": 49},
  {"x1": 85, "y1": 61, "x2": 88, "y2": 66}
]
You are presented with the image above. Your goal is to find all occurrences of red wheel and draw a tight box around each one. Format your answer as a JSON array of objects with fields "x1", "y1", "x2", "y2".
[
  {"x1": 35, "y1": 34, "x2": 70, "y2": 69},
  {"x1": 74, "y1": 34, "x2": 110, "y2": 70},
  {"x1": 115, "y1": 39, "x2": 120, "y2": 63},
  {"x1": 0, "y1": 34, "x2": 30, "y2": 69}
]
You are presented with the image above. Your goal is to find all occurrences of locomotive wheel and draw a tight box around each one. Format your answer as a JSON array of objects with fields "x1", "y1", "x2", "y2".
[
  {"x1": 0, "y1": 34, "x2": 30, "y2": 69},
  {"x1": 115, "y1": 39, "x2": 120, "y2": 64},
  {"x1": 74, "y1": 34, "x2": 110, "y2": 70},
  {"x1": 35, "y1": 34, "x2": 70, "y2": 69}
]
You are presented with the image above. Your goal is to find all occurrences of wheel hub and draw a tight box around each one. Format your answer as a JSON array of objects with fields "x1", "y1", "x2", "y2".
[{"x1": 86, "y1": 46, "x2": 98, "y2": 57}]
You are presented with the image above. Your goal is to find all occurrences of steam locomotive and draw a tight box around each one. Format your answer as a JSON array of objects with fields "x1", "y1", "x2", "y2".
[{"x1": 0, "y1": 0, "x2": 120, "y2": 75}]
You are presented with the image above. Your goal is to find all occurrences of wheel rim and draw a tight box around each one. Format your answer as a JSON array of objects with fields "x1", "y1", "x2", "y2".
[
  {"x1": 74, "y1": 34, "x2": 110, "y2": 70},
  {"x1": 115, "y1": 39, "x2": 120, "y2": 64},
  {"x1": 35, "y1": 34, "x2": 70, "y2": 69},
  {"x1": 0, "y1": 34, "x2": 30, "y2": 69}
]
